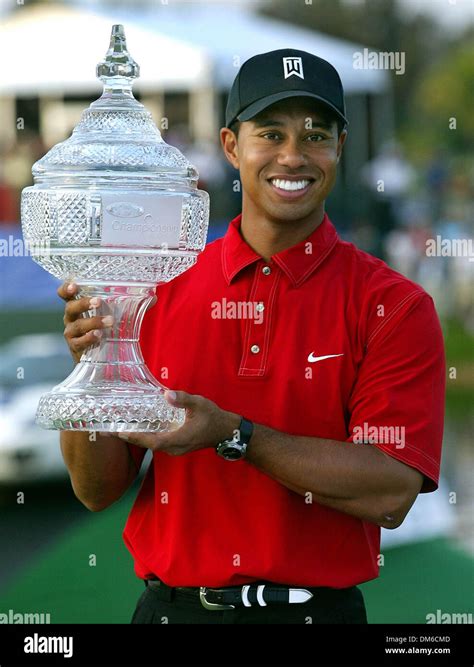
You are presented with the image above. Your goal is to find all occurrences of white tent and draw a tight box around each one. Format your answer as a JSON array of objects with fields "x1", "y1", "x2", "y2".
[{"x1": 0, "y1": 4, "x2": 212, "y2": 95}]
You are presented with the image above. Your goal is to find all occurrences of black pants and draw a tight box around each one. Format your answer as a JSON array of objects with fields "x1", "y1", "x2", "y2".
[{"x1": 131, "y1": 581, "x2": 368, "y2": 624}]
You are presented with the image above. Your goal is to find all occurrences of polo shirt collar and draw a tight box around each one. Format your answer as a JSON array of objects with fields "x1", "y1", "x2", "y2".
[{"x1": 221, "y1": 213, "x2": 339, "y2": 287}]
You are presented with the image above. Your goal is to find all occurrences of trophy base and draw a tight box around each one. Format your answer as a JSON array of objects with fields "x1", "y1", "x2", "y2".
[{"x1": 36, "y1": 386, "x2": 185, "y2": 432}]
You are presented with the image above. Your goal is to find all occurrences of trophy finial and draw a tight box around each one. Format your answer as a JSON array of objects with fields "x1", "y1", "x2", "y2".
[{"x1": 96, "y1": 24, "x2": 140, "y2": 81}]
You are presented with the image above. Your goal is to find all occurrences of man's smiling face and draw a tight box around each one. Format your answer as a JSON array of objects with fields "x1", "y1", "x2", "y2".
[{"x1": 221, "y1": 97, "x2": 347, "y2": 225}]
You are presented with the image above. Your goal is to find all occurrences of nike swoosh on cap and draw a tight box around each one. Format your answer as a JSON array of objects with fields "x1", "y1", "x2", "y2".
[{"x1": 307, "y1": 352, "x2": 344, "y2": 363}]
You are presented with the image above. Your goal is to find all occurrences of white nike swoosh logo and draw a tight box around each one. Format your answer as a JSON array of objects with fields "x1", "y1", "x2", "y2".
[{"x1": 307, "y1": 352, "x2": 344, "y2": 363}]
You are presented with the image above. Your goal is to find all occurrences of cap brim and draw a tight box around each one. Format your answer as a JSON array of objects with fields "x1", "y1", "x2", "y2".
[{"x1": 235, "y1": 90, "x2": 348, "y2": 127}]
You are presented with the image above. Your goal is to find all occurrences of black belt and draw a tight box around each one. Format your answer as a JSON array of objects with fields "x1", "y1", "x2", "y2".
[{"x1": 145, "y1": 578, "x2": 350, "y2": 611}]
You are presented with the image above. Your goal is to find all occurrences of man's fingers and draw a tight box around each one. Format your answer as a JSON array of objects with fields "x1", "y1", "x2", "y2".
[
  {"x1": 57, "y1": 281, "x2": 78, "y2": 302},
  {"x1": 166, "y1": 390, "x2": 203, "y2": 410},
  {"x1": 64, "y1": 315, "x2": 113, "y2": 340},
  {"x1": 68, "y1": 330, "x2": 102, "y2": 355},
  {"x1": 64, "y1": 295, "x2": 102, "y2": 324}
]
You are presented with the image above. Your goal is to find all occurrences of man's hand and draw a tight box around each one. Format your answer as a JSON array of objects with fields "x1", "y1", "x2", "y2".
[
  {"x1": 116, "y1": 390, "x2": 241, "y2": 456},
  {"x1": 58, "y1": 281, "x2": 157, "y2": 365},
  {"x1": 58, "y1": 282, "x2": 110, "y2": 365}
]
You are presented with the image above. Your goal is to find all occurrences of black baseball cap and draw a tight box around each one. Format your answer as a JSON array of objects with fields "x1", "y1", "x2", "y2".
[{"x1": 225, "y1": 48, "x2": 348, "y2": 129}]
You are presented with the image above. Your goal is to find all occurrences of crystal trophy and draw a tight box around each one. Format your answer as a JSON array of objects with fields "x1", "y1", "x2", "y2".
[{"x1": 21, "y1": 25, "x2": 209, "y2": 432}]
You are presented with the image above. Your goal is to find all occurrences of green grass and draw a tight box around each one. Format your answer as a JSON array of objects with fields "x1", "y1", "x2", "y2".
[
  {"x1": 0, "y1": 309, "x2": 63, "y2": 345},
  {"x1": 442, "y1": 318, "x2": 474, "y2": 419},
  {"x1": 446, "y1": 387, "x2": 473, "y2": 421},
  {"x1": 443, "y1": 317, "x2": 474, "y2": 365},
  {"x1": 360, "y1": 539, "x2": 474, "y2": 623},
  {"x1": 0, "y1": 484, "x2": 143, "y2": 624}
]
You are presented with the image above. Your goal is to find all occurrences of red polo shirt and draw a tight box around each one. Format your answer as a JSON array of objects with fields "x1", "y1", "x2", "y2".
[{"x1": 123, "y1": 213, "x2": 445, "y2": 588}]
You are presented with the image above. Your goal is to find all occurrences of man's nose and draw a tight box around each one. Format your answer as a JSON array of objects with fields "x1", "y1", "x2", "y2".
[{"x1": 276, "y1": 137, "x2": 308, "y2": 169}]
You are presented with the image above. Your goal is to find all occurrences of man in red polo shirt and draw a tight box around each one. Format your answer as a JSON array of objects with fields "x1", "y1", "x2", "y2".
[{"x1": 59, "y1": 49, "x2": 445, "y2": 624}]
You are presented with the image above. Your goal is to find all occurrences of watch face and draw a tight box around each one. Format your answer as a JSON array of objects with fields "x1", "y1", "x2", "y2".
[
  {"x1": 217, "y1": 440, "x2": 246, "y2": 460},
  {"x1": 221, "y1": 445, "x2": 243, "y2": 461}
]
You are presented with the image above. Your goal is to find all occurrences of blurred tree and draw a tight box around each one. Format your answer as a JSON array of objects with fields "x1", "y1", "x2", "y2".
[{"x1": 411, "y1": 40, "x2": 474, "y2": 152}]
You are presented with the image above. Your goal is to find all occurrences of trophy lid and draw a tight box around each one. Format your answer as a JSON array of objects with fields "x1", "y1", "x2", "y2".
[{"x1": 32, "y1": 25, "x2": 197, "y2": 182}]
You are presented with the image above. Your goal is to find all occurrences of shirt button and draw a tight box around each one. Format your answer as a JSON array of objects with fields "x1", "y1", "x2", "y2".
[
  {"x1": 250, "y1": 344, "x2": 260, "y2": 354},
  {"x1": 262, "y1": 266, "x2": 271, "y2": 275},
  {"x1": 256, "y1": 302, "x2": 264, "y2": 312}
]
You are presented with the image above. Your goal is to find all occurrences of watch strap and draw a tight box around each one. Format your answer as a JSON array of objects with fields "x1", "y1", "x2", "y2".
[{"x1": 238, "y1": 416, "x2": 254, "y2": 445}]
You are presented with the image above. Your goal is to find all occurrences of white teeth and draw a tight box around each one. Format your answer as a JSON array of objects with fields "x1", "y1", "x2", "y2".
[{"x1": 271, "y1": 179, "x2": 310, "y2": 192}]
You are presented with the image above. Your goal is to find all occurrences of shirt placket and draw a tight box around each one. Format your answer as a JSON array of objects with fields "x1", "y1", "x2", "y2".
[{"x1": 238, "y1": 259, "x2": 280, "y2": 377}]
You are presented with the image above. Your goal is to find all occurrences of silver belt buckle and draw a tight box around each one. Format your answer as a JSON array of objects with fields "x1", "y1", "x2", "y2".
[{"x1": 199, "y1": 586, "x2": 235, "y2": 611}]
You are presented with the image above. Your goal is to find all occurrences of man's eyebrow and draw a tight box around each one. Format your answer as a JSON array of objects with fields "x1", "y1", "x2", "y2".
[
  {"x1": 251, "y1": 118, "x2": 285, "y2": 128},
  {"x1": 251, "y1": 117, "x2": 334, "y2": 130}
]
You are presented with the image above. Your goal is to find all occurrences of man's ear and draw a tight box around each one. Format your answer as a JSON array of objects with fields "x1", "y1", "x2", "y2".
[
  {"x1": 336, "y1": 129, "x2": 348, "y2": 164},
  {"x1": 220, "y1": 127, "x2": 240, "y2": 170}
]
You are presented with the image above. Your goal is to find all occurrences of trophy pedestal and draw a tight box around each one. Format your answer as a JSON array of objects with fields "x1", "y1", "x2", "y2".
[{"x1": 36, "y1": 284, "x2": 185, "y2": 432}]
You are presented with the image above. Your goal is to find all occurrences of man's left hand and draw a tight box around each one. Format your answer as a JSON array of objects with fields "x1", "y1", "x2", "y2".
[{"x1": 115, "y1": 391, "x2": 241, "y2": 456}]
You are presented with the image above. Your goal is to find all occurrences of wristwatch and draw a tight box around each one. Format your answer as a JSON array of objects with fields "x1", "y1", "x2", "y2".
[{"x1": 216, "y1": 417, "x2": 254, "y2": 461}]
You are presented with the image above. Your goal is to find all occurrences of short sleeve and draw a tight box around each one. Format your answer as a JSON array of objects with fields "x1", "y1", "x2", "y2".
[{"x1": 346, "y1": 292, "x2": 446, "y2": 492}]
